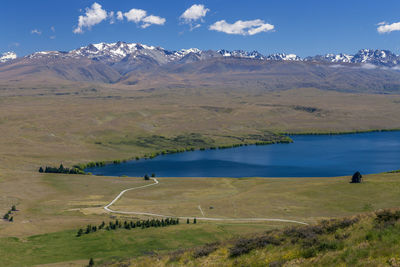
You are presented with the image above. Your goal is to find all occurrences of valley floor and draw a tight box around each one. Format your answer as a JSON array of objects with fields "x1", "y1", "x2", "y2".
[{"x1": 1, "y1": 85, "x2": 400, "y2": 266}]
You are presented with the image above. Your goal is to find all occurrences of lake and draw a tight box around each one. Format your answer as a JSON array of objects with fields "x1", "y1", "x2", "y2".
[{"x1": 86, "y1": 131, "x2": 400, "y2": 178}]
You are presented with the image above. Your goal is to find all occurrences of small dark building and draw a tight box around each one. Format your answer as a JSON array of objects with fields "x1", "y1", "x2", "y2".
[{"x1": 351, "y1": 171, "x2": 363, "y2": 183}]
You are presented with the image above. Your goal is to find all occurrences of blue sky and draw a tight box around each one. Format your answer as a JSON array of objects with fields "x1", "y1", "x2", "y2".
[{"x1": 1, "y1": 0, "x2": 400, "y2": 57}]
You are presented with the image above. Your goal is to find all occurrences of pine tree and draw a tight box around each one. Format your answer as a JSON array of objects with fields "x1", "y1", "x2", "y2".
[
  {"x1": 9, "y1": 216, "x2": 13, "y2": 222},
  {"x1": 3, "y1": 213, "x2": 9, "y2": 220},
  {"x1": 39, "y1": 167, "x2": 44, "y2": 173},
  {"x1": 151, "y1": 173, "x2": 156, "y2": 177},
  {"x1": 77, "y1": 228, "x2": 83, "y2": 237},
  {"x1": 144, "y1": 174, "x2": 150, "y2": 180},
  {"x1": 11, "y1": 205, "x2": 16, "y2": 211},
  {"x1": 187, "y1": 218, "x2": 190, "y2": 224},
  {"x1": 88, "y1": 258, "x2": 94, "y2": 267},
  {"x1": 86, "y1": 225, "x2": 91, "y2": 234},
  {"x1": 193, "y1": 218, "x2": 197, "y2": 224}
]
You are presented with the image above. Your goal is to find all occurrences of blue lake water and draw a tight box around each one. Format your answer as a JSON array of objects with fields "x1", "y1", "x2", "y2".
[{"x1": 86, "y1": 131, "x2": 400, "y2": 178}]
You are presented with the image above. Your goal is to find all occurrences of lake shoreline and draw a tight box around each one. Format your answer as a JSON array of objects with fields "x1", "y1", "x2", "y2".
[{"x1": 84, "y1": 130, "x2": 400, "y2": 178}]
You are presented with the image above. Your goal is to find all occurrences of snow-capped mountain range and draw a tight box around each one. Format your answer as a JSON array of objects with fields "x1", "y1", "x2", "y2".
[{"x1": 1, "y1": 42, "x2": 400, "y2": 68}]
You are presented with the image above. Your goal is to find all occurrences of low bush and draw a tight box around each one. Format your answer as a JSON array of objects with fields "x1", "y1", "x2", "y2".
[
  {"x1": 193, "y1": 242, "x2": 220, "y2": 258},
  {"x1": 229, "y1": 235, "x2": 281, "y2": 257},
  {"x1": 375, "y1": 209, "x2": 400, "y2": 227}
]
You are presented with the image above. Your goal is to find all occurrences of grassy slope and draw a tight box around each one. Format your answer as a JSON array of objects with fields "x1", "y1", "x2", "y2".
[
  {"x1": 1, "y1": 173, "x2": 400, "y2": 266},
  {"x1": 109, "y1": 210, "x2": 400, "y2": 267},
  {"x1": 1, "y1": 223, "x2": 275, "y2": 267}
]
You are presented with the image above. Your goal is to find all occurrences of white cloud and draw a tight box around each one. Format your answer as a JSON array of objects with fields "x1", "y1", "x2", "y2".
[
  {"x1": 124, "y1": 8, "x2": 147, "y2": 23},
  {"x1": 209, "y1": 19, "x2": 274, "y2": 36},
  {"x1": 142, "y1": 15, "x2": 166, "y2": 28},
  {"x1": 50, "y1": 26, "x2": 55, "y2": 32},
  {"x1": 180, "y1": 4, "x2": 209, "y2": 31},
  {"x1": 109, "y1": 11, "x2": 115, "y2": 24},
  {"x1": 73, "y1": 3, "x2": 165, "y2": 33},
  {"x1": 180, "y1": 4, "x2": 209, "y2": 22},
  {"x1": 116, "y1": 11, "x2": 124, "y2": 21},
  {"x1": 377, "y1": 21, "x2": 400, "y2": 33},
  {"x1": 73, "y1": 2, "x2": 108, "y2": 34},
  {"x1": 31, "y1": 29, "x2": 42, "y2": 35},
  {"x1": 123, "y1": 8, "x2": 165, "y2": 28}
]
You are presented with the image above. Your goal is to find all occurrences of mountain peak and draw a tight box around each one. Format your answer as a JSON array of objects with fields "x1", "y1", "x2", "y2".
[{"x1": 18, "y1": 42, "x2": 400, "y2": 69}]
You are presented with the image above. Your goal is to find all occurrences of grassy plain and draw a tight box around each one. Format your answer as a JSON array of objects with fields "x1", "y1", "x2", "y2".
[{"x1": 1, "y1": 84, "x2": 400, "y2": 265}]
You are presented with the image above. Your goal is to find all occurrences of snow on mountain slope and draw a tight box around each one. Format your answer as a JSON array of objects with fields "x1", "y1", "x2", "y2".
[
  {"x1": 19, "y1": 42, "x2": 400, "y2": 69},
  {"x1": 0, "y1": 52, "x2": 17, "y2": 63}
]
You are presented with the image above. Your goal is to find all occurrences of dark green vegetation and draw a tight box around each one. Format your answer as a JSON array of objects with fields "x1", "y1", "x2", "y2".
[
  {"x1": 110, "y1": 209, "x2": 400, "y2": 266},
  {"x1": 282, "y1": 128, "x2": 400, "y2": 136},
  {"x1": 2, "y1": 205, "x2": 17, "y2": 223},
  {"x1": 77, "y1": 218, "x2": 180, "y2": 237},
  {"x1": 39, "y1": 164, "x2": 86, "y2": 175}
]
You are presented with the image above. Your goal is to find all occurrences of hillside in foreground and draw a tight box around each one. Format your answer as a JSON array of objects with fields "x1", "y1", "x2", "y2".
[{"x1": 102, "y1": 209, "x2": 400, "y2": 267}]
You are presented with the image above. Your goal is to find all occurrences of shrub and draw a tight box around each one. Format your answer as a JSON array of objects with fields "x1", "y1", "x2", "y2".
[
  {"x1": 229, "y1": 235, "x2": 281, "y2": 257},
  {"x1": 375, "y1": 209, "x2": 400, "y2": 227},
  {"x1": 193, "y1": 242, "x2": 219, "y2": 258}
]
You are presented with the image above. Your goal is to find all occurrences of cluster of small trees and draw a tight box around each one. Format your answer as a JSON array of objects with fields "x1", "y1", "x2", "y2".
[
  {"x1": 3, "y1": 205, "x2": 17, "y2": 222},
  {"x1": 38, "y1": 164, "x2": 85, "y2": 175},
  {"x1": 187, "y1": 218, "x2": 197, "y2": 224},
  {"x1": 77, "y1": 218, "x2": 180, "y2": 237},
  {"x1": 144, "y1": 173, "x2": 156, "y2": 180}
]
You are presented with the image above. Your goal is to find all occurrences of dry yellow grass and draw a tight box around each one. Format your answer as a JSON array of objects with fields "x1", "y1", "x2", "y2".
[{"x1": 1, "y1": 85, "x2": 400, "y2": 238}]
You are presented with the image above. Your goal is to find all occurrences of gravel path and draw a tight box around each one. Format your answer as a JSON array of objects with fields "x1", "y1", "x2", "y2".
[{"x1": 104, "y1": 178, "x2": 309, "y2": 225}]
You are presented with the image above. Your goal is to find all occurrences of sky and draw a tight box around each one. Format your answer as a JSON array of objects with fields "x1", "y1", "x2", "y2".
[{"x1": 1, "y1": 0, "x2": 400, "y2": 57}]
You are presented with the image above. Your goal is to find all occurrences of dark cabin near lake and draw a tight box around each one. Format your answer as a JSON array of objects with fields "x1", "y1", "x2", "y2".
[{"x1": 351, "y1": 171, "x2": 363, "y2": 183}]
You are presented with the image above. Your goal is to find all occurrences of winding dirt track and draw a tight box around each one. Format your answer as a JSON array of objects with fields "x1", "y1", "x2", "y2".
[{"x1": 104, "y1": 178, "x2": 309, "y2": 225}]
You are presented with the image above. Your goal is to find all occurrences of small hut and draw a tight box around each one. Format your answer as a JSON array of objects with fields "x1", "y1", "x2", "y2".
[{"x1": 351, "y1": 171, "x2": 362, "y2": 183}]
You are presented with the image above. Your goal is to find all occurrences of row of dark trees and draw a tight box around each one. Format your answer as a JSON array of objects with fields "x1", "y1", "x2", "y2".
[
  {"x1": 39, "y1": 164, "x2": 85, "y2": 175},
  {"x1": 3, "y1": 205, "x2": 17, "y2": 222},
  {"x1": 77, "y1": 218, "x2": 180, "y2": 237}
]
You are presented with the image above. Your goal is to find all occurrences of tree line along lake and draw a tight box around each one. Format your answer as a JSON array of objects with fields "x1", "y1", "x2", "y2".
[{"x1": 85, "y1": 131, "x2": 400, "y2": 178}]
